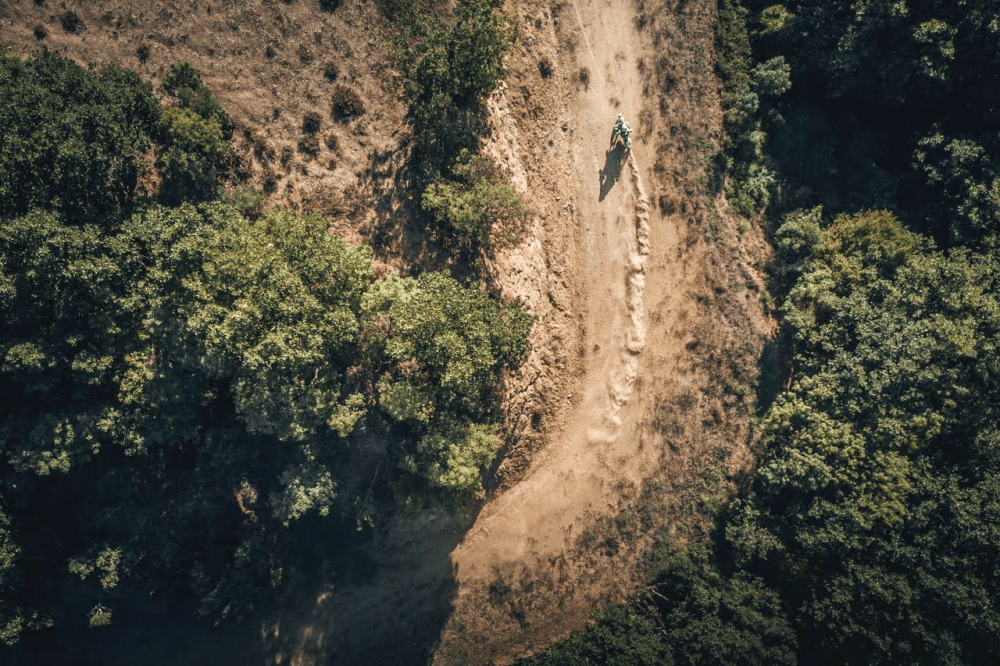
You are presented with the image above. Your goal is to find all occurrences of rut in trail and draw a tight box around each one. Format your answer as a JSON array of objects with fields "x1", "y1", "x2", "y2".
[
  {"x1": 588, "y1": 152, "x2": 651, "y2": 444},
  {"x1": 449, "y1": 143, "x2": 653, "y2": 579}
]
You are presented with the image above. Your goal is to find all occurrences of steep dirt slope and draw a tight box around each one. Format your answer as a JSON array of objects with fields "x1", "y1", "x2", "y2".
[
  {"x1": 0, "y1": 0, "x2": 404, "y2": 246},
  {"x1": 433, "y1": 0, "x2": 777, "y2": 662}
]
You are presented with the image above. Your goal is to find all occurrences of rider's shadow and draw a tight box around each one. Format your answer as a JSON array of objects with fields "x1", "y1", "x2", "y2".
[{"x1": 599, "y1": 142, "x2": 625, "y2": 201}]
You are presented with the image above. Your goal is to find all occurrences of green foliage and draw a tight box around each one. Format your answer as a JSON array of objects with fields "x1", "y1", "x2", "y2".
[
  {"x1": 0, "y1": 49, "x2": 159, "y2": 222},
  {"x1": 0, "y1": 203, "x2": 532, "y2": 640},
  {"x1": 650, "y1": 546, "x2": 797, "y2": 666},
  {"x1": 400, "y1": 0, "x2": 517, "y2": 106},
  {"x1": 395, "y1": 0, "x2": 518, "y2": 183},
  {"x1": 774, "y1": 206, "x2": 822, "y2": 267},
  {"x1": 733, "y1": 210, "x2": 1000, "y2": 663},
  {"x1": 163, "y1": 61, "x2": 234, "y2": 139},
  {"x1": 361, "y1": 271, "x2": 532, "y2": 492},
  {"x1": 127, "y1": 204, "x2": 373, "y2": 444},
  {"x1": 528, "y1": 605, "x2": 673, "y2": 666},
  {"x1": 914, "y1": 131, "x2": 1000, "y2": 246},
  {"x1": 158, "y1": 108, "x2": 230, "y2": 202},
  {"x1": 751, "y1": 56, "x2": 790, "y2": 98},
  {"x1": 0, "y1": 509, "x2": 28, "y2": 646},
  {"x1": 714, "y1": 0, "x2": 788, "y2": 216},
  {"x1": 0, "y1": 38, "x2": 535, "y2": 653},
  {"x1": 422, "y1": 150, "x2": 529, "y2": 252},
  {"x1": 528, "y1": 544, "x2": 797, "y2": 666},
  {"x1": 744, "y1": 0, "x2": 1000, "y2": 244}
]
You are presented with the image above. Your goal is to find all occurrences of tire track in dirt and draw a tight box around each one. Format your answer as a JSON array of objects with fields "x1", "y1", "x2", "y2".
[{"x1": 587, "y1": 152, "x2": 651, "y2": 444}]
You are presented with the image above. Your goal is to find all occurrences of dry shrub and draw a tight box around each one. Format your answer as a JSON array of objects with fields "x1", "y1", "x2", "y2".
[
  {"x1": 331, "y1": 84, "x2": 365, "y2": 120},
  {"x1": 263, "y1": 171, "x2": 278, "y2": 194},
  {"x1": 538, "y1": 57, "x2": 554, "y2": 79},
  {"x1": 323, "y1": 62, "x2": 339, "y2": 81},
  {"x1": 302, "y1": 111, "x2": 322, "y2": 135},
  {"x1": 60, "y1": 11, "x2": 84, "y2": 33},
  {"x1": 298, "y1": 134, "x2": 320, "y2": 159}
]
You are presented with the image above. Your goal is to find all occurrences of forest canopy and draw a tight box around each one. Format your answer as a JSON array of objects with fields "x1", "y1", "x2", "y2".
[{"x1": 0, "y1": 48, "x2": 531, "y2": 650}]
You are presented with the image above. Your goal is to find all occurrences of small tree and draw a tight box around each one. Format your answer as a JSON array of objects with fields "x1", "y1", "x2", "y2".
[{"x1": 158, "y1": 107, "x2": 229, "y2": 202}]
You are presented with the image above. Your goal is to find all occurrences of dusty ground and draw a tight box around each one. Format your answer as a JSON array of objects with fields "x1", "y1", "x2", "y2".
[
  {"x1": 433, "y1": 0, "x2": 777, "y2": 662},
  {"x1": 1, "y1": 0, "x2": 778, "y2": 663}
]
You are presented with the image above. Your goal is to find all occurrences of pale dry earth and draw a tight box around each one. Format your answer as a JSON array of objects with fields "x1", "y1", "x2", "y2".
[
  {"x1": 434, "y1": 0, "x2": 777, "y2": 662},
  {"x1": 0, "y1": 0, "x2": 779, "y2": 664}
]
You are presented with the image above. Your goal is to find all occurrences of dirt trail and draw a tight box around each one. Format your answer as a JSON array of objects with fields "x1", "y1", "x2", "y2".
[
  {"x1": 436, "y1": 0, "x2": 690, "y2": 659},
  {"x1": 453, "y1": 0, "x2": 660, "y2": 571},
  {"x1": 433, "y1": 0, "x2": 785, "y2": 660}
]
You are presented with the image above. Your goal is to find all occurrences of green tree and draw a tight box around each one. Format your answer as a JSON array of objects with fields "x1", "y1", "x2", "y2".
[
  {"x1": 162, "y1": 60, "x2": 234, "y2": 140},
  {"x1": 395, "y1": 0, "x2": 518, "y2": 182},
  {"x1": 422, "y1": 150, "x2": 529, "y2": 252},
  {"x1": 650, "y1": 546, "x2": 797, "y2": 666},
  {"x1": 527, "y1": 605, "x2": 673, "y2": 666},
  {"x1": 0, "y1": 49, "x2": 159, "y2": 222},
  {"x1": 744, "y1": 0, "x2": 1000, "y2": 243},
  {"x1": 158, "y1": 108, "x2": 230, "y2": 203},
  {"x1": 361, "y1": 271, "x2": 532, "y2": 493},
  {"x1": 730, "y1": 210, "x2": 1000, "y2": 664}
]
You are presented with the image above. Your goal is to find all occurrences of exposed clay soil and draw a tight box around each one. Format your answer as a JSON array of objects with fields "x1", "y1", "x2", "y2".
[
  {"x1": 435, "y1": 0, "x2": 778, "y2": 662},
  {"x1": 1, "y1": 0, "x2": 779, "y2": 663}
]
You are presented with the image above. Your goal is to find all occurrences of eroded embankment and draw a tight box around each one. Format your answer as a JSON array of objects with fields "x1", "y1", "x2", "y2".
[{"x1": 434, "y1": 0, "x2": 777, "y2": 663}]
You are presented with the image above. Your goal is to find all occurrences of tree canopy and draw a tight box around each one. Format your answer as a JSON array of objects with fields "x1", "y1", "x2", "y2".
[{"x1": 0, "y1": 48, "x2": 532, "y2": 653}]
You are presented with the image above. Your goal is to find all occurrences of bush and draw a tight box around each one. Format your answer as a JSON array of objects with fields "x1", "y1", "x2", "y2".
[
  {"x1": 163, "y1": 61, "x2": 234, "y2": 140},
  {"x1": 528, "y1": 606, "x2": 673, "y2": 665},
  {"x1": 298, "y1": 134, "x2": 320, "y2": 159},
  {"x1": 302, "y1": 111, "x2": 322, "y2": 135},
  {"x1": 33, "y1": 25, "x2": 46, "y2": 40},
  {"x1": 395, "y1": 0, "x2": 518, "y2": 188},
  {"x1": 323, "y1": 62, "x2": 339, "y2": 81},
  {"x1": 163, "y1": 61, "x2": 202, "y2": 95},
  {"x1": 421, "y1": 150, "x2": 528, "y2": 252},
  {"x1": 0, "y1": 50, "x2": 160, "y2": 222},
  {"x1": 137, "y1": 44, "x2": 150, "y2": 62},
  {"x1": 538, "y1": 57, "x2": 554, "y2": 79},
  {"x1": 331, "y1": 84, "x2": 365, "y2": 119},
  {"x1": 159, "y1": 107, "x2": 230, "y2": 202},
  {"x1": 60, "y1": 11, "x2": 84, "y2": 33}
]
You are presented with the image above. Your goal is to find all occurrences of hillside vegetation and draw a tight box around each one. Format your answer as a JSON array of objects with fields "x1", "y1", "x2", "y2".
[{"x1": 0, "y1": 16, "x2": 531, "y2": 655}]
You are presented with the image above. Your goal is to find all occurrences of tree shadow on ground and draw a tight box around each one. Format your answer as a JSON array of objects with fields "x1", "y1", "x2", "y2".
[
  {"x1": 755, "y1": 323, "x2": 794, "y2": 417},
  {"x1": 599, "y1": 142, "x2": 626, "y2": 201},
  {"x1": 260, "y1": 507, "x2": 468, "y2": 666}
]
